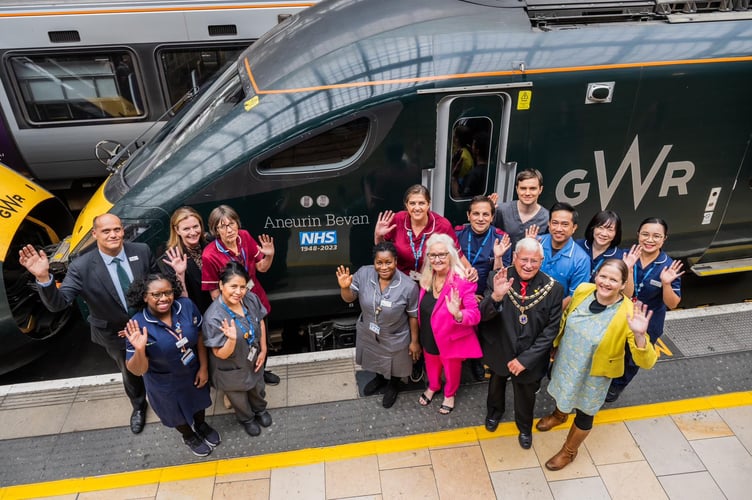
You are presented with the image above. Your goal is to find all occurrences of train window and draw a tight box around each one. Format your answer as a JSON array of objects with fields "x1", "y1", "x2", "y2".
[
  {"x1": 258, "y1": 117, "x2": 370, "y2": 172},
  {"x1": 449, "y1": 117, "x2": 493, "y2": 200},
  {"x1": 158, "y1": 45, "x2": 247, "y2": 111},
  {"x1": 8, "y1": 52, "x2": 145, "y2": 124}
]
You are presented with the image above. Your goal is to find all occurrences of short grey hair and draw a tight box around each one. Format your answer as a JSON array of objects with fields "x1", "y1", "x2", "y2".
[{"x1": 514, "y1": 237, "x2": 544, "y2": 258}]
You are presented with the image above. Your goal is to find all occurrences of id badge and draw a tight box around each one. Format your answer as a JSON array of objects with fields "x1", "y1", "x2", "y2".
[
  {"x1": 180, "y1": 348, "x2": 196, "y2": 366},
  {"x1": 380, "y1": 299, "x2": 392, "y2": 308},
  {"x1": 649, "y1": 279, "x2": 662, "y2": 287},
  {"x1": 409, "y1": 270, "x2": 421, "y2": 281},
  {"x1": 246, "y1": 279, "x2": 255, "y2": 291},
  {"x1": 247, "y1": 345, "x2": 258, "y2": 362},
  {"x1": 175, "y1": 337, "x2": 188, "y2": 349},
  {"x1": 369, "y1": 322, "x2": 380, "y2": 335}
]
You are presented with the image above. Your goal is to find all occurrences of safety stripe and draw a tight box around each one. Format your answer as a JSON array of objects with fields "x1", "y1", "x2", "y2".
[
  {"x1": 0, "y1": 3, "x2": 315, "y2": 18},
  {"x1": 2, "y1": 391, "x2": 751, "y2": 499}
]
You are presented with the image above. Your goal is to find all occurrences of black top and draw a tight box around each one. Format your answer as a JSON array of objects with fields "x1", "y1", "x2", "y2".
[{"x1": 419, "y1": 291, "x2": 440, "y2": 355}]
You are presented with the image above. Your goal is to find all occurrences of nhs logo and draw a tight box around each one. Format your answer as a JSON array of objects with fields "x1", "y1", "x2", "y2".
[{"x1": 299, "y1": 230, "x2": 337, "y2": 246}]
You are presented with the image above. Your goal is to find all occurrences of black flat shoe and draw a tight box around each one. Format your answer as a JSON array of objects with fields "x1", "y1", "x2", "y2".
[
  {"x1": 255, "y1": 411, "x2": 273, "y2": 427},
  {"x1": 518, "y1": 432, "x2": 532, "y2": 449},
  {"x1": 244, "y1": 419, "x2": 261, "y2": 437},
  {"x1": 382, "y1": 380, "x2": 399, "y2": 408},
  {"x1": 264, "y1": 370, "x2": 280, "y2": 386},
  {"x1": 485, "y1": 417, "x2": 500, "y2": 433},
  {"x1": 363, "y1": 374, "x2": 387, "y2": 396},
  {"x1": 605, "y1": 386, "x2": 622, "y2": 403},
  {"x1": 130, "y1": 407, "x2": 146, "y2": 434}
]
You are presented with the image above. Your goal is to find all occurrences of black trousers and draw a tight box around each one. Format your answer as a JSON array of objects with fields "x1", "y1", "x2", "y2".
[
  {"x1": 610, "y1": 334, "x2": 659, "y2": 391},
  {"x1": 101, "y1": 340, "x2": 146, "y2": 410},
  {"x1": 486, "y1": 372, "x2": 541, "y2": 434}
]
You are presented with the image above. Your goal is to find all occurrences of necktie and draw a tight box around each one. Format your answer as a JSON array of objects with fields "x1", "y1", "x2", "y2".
[
  {"x1": 519, "y1": 281, "x2": 528, "y2": 300},
  {"x1": 112, "y1": 257, "x2": 131, "y2": 306}
]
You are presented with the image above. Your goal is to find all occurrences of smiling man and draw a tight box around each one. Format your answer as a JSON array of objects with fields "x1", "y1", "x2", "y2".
[{"x1": 492, "y1": 169, "x2": 549, "y2": 247}]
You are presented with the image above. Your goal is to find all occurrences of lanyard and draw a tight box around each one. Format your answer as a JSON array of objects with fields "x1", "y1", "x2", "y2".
[
  {"x1": 466, "y1": 230, "x2": 492, "y2": 266},
  {"x1": 163, "y1": 322, "x2": 186, "y2": 353},
  {"x1": 215, "y1": 238, "x2": 248, "y2": 273},
  {"x1": 633, "y1": 261, "x2": 658, "y2": 299},
  {"x1": 220, "y1": 297, "x2": 255, "y2": 345},
  {"x1": 406, "y1": 230, "x2": 427, "y2": 271}
]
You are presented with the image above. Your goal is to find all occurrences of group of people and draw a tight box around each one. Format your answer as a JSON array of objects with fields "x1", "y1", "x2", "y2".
[
  {"x1": 337, "y1": 171, "x2": 683, "y2": 471},
  {"x1": 19, "y1": 206, "x2": 279, "y2": 457},
  {"x1": 18, "y1": 167, "x2": 683, "y2": 468}
]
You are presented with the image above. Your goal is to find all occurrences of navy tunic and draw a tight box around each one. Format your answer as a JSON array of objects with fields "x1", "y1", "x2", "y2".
[{"x1": 126, "y1": 297, "x2": 211, "y2": 428}]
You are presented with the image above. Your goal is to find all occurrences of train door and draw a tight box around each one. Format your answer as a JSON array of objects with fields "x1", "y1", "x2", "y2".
[{"x1": 424, "y1": 91, "x2": 517, "y2": 225}]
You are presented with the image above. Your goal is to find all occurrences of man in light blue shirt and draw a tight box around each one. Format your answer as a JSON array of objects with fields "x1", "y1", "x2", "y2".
[{"x1": 539, "y1": 202, "x2": 590, "y2": 308}]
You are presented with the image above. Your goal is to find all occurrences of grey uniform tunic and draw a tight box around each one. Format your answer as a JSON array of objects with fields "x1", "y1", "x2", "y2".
[
  {"x1": 493, "y1": 201, "x2": 549, "y2": 247},
  {"x1": 350, "y1": 267, "x2": 419, "y2": 378}
]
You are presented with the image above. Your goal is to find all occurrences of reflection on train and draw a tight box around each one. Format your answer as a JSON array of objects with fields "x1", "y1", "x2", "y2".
[
  {"x1": 0, "y1": 0, "x2": 316, "y2": 208},
  {"x1": 2, "y1": 0, "x2": 752, "y2": 373}
]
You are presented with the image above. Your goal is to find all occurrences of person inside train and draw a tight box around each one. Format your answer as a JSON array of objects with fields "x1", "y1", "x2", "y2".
[
  {"x1": 539, "y1": 202, "x2": 591, "y2": 308},
  {"x1": 18, "y1": 213, "x2": 153, "y2": 434},
  {"x1": 416, "y1": 234, "x2": 482, "y2": 415},
  {"x1": 123, "y1": 273, "x2": 218, "y2": 457},
  {"x1": 536, "y1": 259, "x2": 657, "y2": 471},
  {"x1": 460, "y1": 132, "x2": 491, "y2": 197},
  {"x1": 202, "y1": 262, "x2": 272, "y2": 437},
  {"x1": 576, "y1": 210, "x2": 639, "y2": 288},
  {"x1": 201, "y1": 204, "x2": 280, "y2": 387},
  {"x1": 490, "y1": 168, "x2": 549, "y2": 247},
  {"x1": 449, "y1": 124, "x2": 474, "y2": 197},
  {"x1": 478, "y1": 237, "x2": 564, "y2": 449},
  {"x1": 605, "y1": 217, "x2": 683, "y2": 402},
  {"x1": 336, "y1": 242, "x2": 421, "y2": 408}
]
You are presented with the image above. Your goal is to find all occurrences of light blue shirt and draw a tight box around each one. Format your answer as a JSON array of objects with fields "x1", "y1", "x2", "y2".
[
  {"x1": 540, "y1": 235, "x2": 591, "y2": 298},
  {"x1": 100, "y1": 248, "x2": 134, "y2": 309}
]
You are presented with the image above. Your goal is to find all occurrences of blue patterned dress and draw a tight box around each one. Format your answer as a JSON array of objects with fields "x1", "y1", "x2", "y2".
[{"x1": 547, "y1": 295, "x2": 621, "y2": 415}]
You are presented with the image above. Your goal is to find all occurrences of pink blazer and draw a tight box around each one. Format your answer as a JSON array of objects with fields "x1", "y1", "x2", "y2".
[{"x1": 418, "y1": 275, "x2": 482, "y2": 359}]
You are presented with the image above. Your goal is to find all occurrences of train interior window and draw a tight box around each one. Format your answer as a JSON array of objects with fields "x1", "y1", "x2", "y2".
[
  {"x1": 158, "y1": 46, "x2": 246, "y2": 111},
  {"x1": 258, "y1": 117, "x2": 370, "y2": 173},
  {"x1": 9, "y1": 52, "x2": 144, "y2": 124},
  {"x1": 449, "y1": 117, "x2": 492, "y2": 200}
]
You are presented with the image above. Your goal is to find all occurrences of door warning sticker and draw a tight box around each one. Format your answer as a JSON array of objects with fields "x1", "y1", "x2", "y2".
[{"x1": 517, "y1": 90, "x2": 532, "y2": 110}]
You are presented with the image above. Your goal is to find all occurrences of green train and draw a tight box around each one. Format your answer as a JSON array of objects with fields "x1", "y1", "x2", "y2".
[{"x1": 2, "y1": 0, "x2": 751, "y2": 371}]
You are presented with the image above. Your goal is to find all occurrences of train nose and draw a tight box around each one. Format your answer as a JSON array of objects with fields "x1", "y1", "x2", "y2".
[{"x1": 0, "y1": 163, "x2": 74, "y2": 375}]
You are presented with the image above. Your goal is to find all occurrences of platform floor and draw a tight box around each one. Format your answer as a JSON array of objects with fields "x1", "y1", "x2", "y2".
[{"x1": 2, "y1": 303, "x2": 752, "y2": 499}]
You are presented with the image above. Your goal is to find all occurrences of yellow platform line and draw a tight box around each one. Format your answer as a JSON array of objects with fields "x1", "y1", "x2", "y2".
[{"x1": 2, "y1": 391, "x2": 751, "y2": 499}]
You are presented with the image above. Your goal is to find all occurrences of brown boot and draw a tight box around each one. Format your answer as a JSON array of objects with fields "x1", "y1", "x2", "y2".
[
  {"x1": 536, "y1": 408, "x2": 568, "y2": 432},
  {"x1": 545, "y1": 424, "x2": 590, "y2": 471}
]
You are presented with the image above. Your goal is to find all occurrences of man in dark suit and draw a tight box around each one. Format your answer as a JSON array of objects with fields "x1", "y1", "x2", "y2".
[
  {"x1": 479, "y1": 237, "x2": 563, "y2": 449},
  {"x1": 19, "y1": 213, "x2": 154, "y2": 434}
]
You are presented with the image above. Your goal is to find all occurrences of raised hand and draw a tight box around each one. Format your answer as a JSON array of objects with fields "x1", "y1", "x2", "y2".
[
  {"x1": 524, "y1": 224, "x2": 540, "y2": 240},
  {"x1": 18, "y1": 244, "x2": 51, "y2": 281},
  {"x1": 660, "y1": 260, "x2": 684, "y2": 285},
  {"x1": 626, "y1": 300, "x2": 653, "y2": 343},
  {"x1": 494, "y1": 234, "x2": 511, "y2": 259},
  {"x1": 162, "y1": 246, "x2": 187, "y2": 276},
  {"x1": 445, "y1": 287, "x2": 462, "y2": 318},
  {"x1": 491, "y1": 267, "x2": 514, "y2": 300},
  {"x1": 465, "y1": 266, "x2": 479, "y2": 283},
  {"x1": 220, "y1": 318, "x2": 237, "y2": 340},
  {"x1": 488, "y1": 192, "x2": 499, "y2": 206},
  {"x1": 336, "y1": 265, "x2": 353, "y2": 289},
  {"x1": 125, "y1": 319, "x2": 148, "y2": 351},
  {"x1": 374, "y1": 210, "x2": 397, "y2": 242},
  {"x1": 258, "y1": 234, "x2": 275, "y2": 257},
  {"x1": 622, "y1": 244, "x2": 642, "y2": 268}
]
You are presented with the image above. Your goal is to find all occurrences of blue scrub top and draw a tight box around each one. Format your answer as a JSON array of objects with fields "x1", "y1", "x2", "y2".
[
  {"x1": 633, "y1": 251, "x2": 681, "y2": 340},
  {"x1": 455, "y1": 224, "x2": 511, "y2": 295},
  {"x1": 575, "y1": 239, "x2": 627, "y2": 282},
  {"x1": 540, "y1": 235, "x2": 591, "y2": 298}
]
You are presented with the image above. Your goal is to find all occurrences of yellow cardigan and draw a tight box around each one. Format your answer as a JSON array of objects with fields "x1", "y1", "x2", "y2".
[{"x1": 553, "y1": 283, "x2": 657, "y2": 378}]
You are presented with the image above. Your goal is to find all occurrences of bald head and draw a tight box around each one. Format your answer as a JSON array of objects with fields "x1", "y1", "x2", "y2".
[{"x1": 92, "y1": 213, "x2": 125, "y2": 256}]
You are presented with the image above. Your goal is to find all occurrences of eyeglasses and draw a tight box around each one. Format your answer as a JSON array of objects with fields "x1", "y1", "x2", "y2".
[
  {"x1": 638, "y1": 232, "x2": 665, "y2": 241},
  {"x1": 216, "y1": 221, "x2": 238, "y2": 232},
  {"x1": 147, "y1": 290, "x2": 175, "y2": 299},
  {"x1": 427, "y1": 252, "x2": 449, "y2": 261}
]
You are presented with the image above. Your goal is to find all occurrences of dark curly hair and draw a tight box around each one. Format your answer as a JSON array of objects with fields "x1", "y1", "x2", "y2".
[{"x1": 126, "y1": 273, "x2": 183, "y2": 309}]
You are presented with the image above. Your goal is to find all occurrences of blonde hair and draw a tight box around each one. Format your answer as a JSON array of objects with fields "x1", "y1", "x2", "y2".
[
  {"x1": 418, "y1": 233, "x2": 465, "y2": 290},
  {"x1": 167, "y1": 206, "x2": 206, "y2": 251}
]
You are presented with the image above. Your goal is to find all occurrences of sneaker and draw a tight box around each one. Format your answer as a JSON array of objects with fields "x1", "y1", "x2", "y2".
[
  {"x1": 195, "y1": 421, "x2": 221, "y2": 448},
  {"x1": 183, "y1": 433, "x2": 212, "y2": 457},
  {"x1": 264, "y1": 370, "x2": 280, "y2": 385}
]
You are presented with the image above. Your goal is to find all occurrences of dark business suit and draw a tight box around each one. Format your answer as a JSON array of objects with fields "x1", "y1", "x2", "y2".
[
  {"x1": 479, "y1": 268, "x2": 563, "y2": 434},
  {"x1": 38, "y1": 242, "x2": 154, "y2": 409}
]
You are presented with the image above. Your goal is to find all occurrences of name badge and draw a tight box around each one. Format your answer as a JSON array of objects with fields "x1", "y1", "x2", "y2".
[
  {"x1": 649, "y1": 279, "x2": 662, "y2": 287},
  {"x1": 180, "y1": 348, "x2": 196, "y2": 366},
  {"x1": 247, "y1": 345, "x2": 258, "y2": 362},
  {"x1": 409, "y1": 270, "x2": 421, "y2": 281},
  {"x1": 369, "y1": 322, "x2": 380, "y2": 334},
  {"x1": 246, "y1": 279, "x2": 255, "y2": 291},
  {"x1": 175, "y1": 337, "x2": 188, "y2": 349},
  {"x1": 380, "y1": 299, "x2": 392, "y2": 308},
  {"x1": 128, "y1": 255, "x2": 139, "y2": 262}
]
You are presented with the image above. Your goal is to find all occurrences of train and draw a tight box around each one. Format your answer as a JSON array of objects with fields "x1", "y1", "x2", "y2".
[
  {"x1": 0, "y1": 0, "x2": 315, "y2": 209},
  {"x1": 1, "y1": 0, "x2": 751, "y2": 373}
]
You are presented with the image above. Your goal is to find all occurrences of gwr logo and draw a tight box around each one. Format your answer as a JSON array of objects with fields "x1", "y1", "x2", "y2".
[{"x1": 299, "y1": 230, "x2": 337, "y2": 246}]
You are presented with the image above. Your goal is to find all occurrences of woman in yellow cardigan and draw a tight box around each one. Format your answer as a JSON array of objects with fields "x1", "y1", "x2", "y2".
[{"x1": 536, "y1": 259, "x2": 656, "y2": 471}]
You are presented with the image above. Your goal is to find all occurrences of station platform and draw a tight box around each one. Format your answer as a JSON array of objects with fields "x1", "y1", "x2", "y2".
[{"x1": 1, "y1": 303, "x2": 752, "y2": 499}]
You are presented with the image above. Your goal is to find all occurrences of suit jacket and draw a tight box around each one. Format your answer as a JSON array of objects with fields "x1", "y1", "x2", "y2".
[
  {"x1": 479, "y1": 268, "x2": 563, "y2": 383},
  {"x1": 38, "y1": 242, "x2": 154, "y2": 350},
  {"x1": 418, "y1": 274, "x2": 482, "y2": 359}
]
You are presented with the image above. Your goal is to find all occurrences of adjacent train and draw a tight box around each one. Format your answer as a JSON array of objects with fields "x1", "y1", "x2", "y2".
[{"x1": 2, "y1": 0, "x2": 752, "y2": 372}]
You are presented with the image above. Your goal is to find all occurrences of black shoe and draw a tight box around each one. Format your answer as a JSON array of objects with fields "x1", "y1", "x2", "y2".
[
  {"x1": 243, "y1": 419, "x2": 261, "y2": 436},
  {"x1": 518, "y1": 432, "x2": 533, "y2": 449},
  {"x1": 605, "y1": 386, "x2": 622, "y2": 403},
  {"x1": 264, "y1": 370, "x2": 280, "y2": 386},
  {"x1": 255, "y1": 411, "x2": 273, "y2": 427},
  {"x1": 364, "y1": 374, "x2": 388, "y2": 396},
  {"x1": 195, "y1": 421, "x2": 221, "y2": 448},
  {"x1": 183, "y1": 433, "x2": 212, "y2": 457},
  {"x1": 130, "y1": 407, "x2": 146, "y2": 434},
  {"x1": 485, "y1": 416, "x2": 500, "y2": 433},
  {"x1": 382, "y1": 380, "x2": 400, "y2": 408},
  {"x1": 471, "y1": 360, "x2": 487, "y2": 382}
]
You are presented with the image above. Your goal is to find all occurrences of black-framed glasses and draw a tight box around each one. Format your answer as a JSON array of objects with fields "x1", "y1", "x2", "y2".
[{"x1": 148, "y1": 290, "x2": 175, "y2": 299}]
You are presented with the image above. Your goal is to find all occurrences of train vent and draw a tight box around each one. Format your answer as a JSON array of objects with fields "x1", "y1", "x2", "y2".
[
  {"x1": 208, "y1": 24, "x2": 238, "y2": 36},
  {"x1": 48, "y1": 30, "x2": 81, "y2": 43}
]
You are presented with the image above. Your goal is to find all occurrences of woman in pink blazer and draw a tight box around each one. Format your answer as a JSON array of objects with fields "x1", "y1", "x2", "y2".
[{"x1": 417, "y1": 233, "x2": 482, "y2": 414}]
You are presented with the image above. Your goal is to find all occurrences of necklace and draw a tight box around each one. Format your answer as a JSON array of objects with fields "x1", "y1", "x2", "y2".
[{"x1": 506, "y1": 277, "x2": 555, "y2": 325}]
